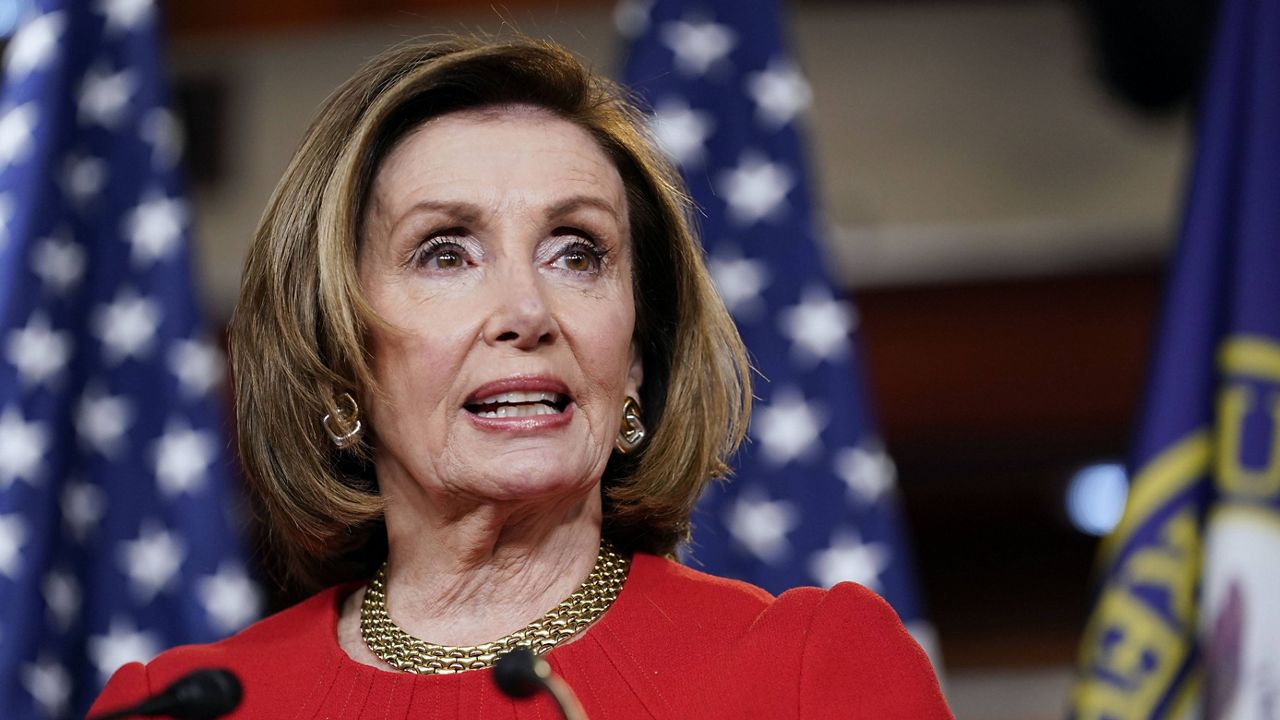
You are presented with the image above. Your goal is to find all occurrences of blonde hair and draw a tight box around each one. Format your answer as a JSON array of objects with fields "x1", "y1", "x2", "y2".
[{"x1": 230, "y1": 36, "x2": 750, "y2": 590}]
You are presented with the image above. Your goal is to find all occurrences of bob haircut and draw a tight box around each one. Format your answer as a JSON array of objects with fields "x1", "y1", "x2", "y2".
[{"x1": 231, "y1": 36, "x2": 751, "y2": 590}]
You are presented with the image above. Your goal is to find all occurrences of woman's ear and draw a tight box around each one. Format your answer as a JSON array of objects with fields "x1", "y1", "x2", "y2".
[{"x1": 626, "y1": 341, "x2": 644, "y2": 399}]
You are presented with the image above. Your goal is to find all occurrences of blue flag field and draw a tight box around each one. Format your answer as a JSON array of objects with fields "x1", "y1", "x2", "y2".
[{"x1": 1070, "y1": 0, "x2": 1280, "y2": 717}]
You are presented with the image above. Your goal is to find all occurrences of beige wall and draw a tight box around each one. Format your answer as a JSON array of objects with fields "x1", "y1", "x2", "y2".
[{"x1": 172, "y1": 0, "x2": 1186, "y2": 309}]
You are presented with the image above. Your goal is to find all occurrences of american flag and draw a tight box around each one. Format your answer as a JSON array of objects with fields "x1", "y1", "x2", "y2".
[
  {"x1": 620, "y1": 0, "x2": 933, "y2": 647},
  {"x1": 0, "y1": 1, "x2": 259, "y2": 717}
]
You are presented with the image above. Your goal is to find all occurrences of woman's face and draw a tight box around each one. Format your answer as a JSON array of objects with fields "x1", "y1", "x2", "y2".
[{"x1": 359, "y1": 106, "x2": 642, "y2": 508}]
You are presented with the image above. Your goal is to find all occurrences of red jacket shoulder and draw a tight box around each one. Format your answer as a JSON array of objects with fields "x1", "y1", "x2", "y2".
[
  {"x1": 159, "y1": 584, "x2": 344, "y2": 670},
  {"x1": 624, "y1": 553, "x2": 777, "y2": 634},
  {"x1": 620, "y1": 563, "x2": 952, "y2": 719},
  {"x1": 785, "y1": 582, "x2": 953, "y2": 719},
  {"x1": 88, "y1": 585, "x2": 348, "y2": 717}
]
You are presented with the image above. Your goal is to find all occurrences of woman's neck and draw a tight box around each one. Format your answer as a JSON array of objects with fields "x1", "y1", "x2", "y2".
[{"x1": 359, "y1": 484, "x2": 604, "y2": 649}]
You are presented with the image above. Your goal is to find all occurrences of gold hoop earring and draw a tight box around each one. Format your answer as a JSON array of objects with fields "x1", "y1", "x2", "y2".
[
  {"x1": 614, "y1": 396, "x2": 646, "y2": 454},
  {"x1": 323, "y1": 392, "x2": 364, "y2": 449}
]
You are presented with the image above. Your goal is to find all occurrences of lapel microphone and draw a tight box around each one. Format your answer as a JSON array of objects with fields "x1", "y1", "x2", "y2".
[
  {"x1": 88, "y1": 667, "x2": 242, "y2": 720},
  {"x1": 494, "y1": 647, "x2": 587, "y2": 720}
]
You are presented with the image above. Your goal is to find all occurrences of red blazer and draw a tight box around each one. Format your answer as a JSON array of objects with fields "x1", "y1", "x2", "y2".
[{"x1": 90, "y1": 552, "x2": 952, "y2": 719}]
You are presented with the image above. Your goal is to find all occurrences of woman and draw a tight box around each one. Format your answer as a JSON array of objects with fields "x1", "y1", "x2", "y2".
[{"x1": 91, "y1": 37, "x2": 951, "y2": 718}]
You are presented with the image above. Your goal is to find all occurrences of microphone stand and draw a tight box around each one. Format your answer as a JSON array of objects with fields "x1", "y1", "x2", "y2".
[{"x1": 540, "y1": 674, "x2": 588, "y2": 720}]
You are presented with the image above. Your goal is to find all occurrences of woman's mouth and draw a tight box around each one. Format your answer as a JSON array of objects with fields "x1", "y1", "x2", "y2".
[{"x1": 465, "y1": 391, "x2": 570, "y2": 418}]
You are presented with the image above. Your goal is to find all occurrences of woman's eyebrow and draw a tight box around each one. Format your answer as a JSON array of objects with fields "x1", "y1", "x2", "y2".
[
  {"x1": 382, "y1": 196, "x2": 620, "y2": 236},
  {"x1": 385, "y1": 199, "x2": 484, "y2": 236},
  {"x1": 398, "y1": 199, "x2": 484, "y2": 224},
  {"x1": 545, "y1": 195, "x2": 622, "y2": 224}
]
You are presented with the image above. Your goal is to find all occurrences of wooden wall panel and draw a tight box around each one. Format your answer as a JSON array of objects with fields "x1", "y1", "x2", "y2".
[
  {"x1": 165, "y1": 0, "x2": 607, "y2": 37},
  {"x1": 855, "y1": 270, "x2": 1161, "y2": 446},
  {"x1": 853, "y1": 268, "x2": 1163, "y2": 666}
]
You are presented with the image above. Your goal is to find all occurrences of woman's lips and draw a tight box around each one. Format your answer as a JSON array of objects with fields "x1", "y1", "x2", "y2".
[{"x1": 463, "y1": 377, "x2": 574, "y2": 431}]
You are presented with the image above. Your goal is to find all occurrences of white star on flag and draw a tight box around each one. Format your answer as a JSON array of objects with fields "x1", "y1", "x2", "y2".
[
  {"x1": 152, "y1": 421, "x2": 217, "y2": 496},
  {"x1": 779, "y1": 285, "x2": 858, "y2": 365},
  {"x1": 4, "y1": 11, "x2": 66, "y2": 80},
  {"x1": 753, "y1": 387, "x2": 826, "y2": 466},
  {"x1": 613, "y1": 0, "x2": 654, "y2": 39},
  {"x1": 124, "y1": 191, "x2": 187, "y2": 267},
  {"x1": 725, "y1": 488, "x2": 799, "y2": 564},
  {"x1": 809, "y1": 530, "x2": 891, "y2": 591},
  {"x1": 76, "y1": 386, "x2": 135, "y2": 457},
  {"x1": 42, "y1": 570, "x2": 81, "y2": 631},
  {"x1": 660, "y1": 18, "x2": 737, "y2": 76},
  {"x1": 746, "y1": 58, "x2": 813, "y2": 128},
  {"x1": 141, "y1": 108, "x2": 183, "y2": 169},
  {"x1": 708, "y1": 247, "x2": 770, "y2": 319},
  {"x1": 88, "y1": 619, "x2": 161, "y2": 682},
  {"x1": 93, "y1": 288, "x2": 162, "y2": 363},
  {"x1": 835, "y1": 444, "x2": 897, "y2": 504},
  {"x1": 78, "y1": 65, "x2": 137, "y2": 128},
  {"x1": 716, "y1": 152, "x2": 794, "y2": 226},
  {"x1": 0, "y1": 103, "x2": 39, "y2": 170},
  {"x1": 118, "y1": 523, "x2": 185, "y2": 602},
  {"x1": 97, "y1": 0, "x2": 155, "y2": 32},
  {"x1": 62, "y1": 480, "x2": 107, "y2": 541},
  {"x1": 21, "y1": 655, "x2": 71, "y2": 718},
  {"x1": 63, "y1": 154, "x2": 108, "y2": 204},
  {"x1": 198, "y1": 563, "x2": 262, "y2": 633},
  {"x1": 5, "y1": 312, "x2": 73, "y2": 387},
  {"x1": 168, "y1": 338, "x2": 224, "y2": 397},
  {"x1": 0, "y1": 513, "x2": 28, "y2": 578},
  {"x1": 32, "y1": 234, "x2": 87, "y2": 295},
  {"x1": 0, "y1": 407, "x2": 49, "y2": 488},
  {"x1": 651, "y1": 98, "x2": 714, "y2": 168}
]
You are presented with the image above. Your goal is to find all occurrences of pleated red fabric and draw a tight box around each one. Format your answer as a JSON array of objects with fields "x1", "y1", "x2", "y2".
[{"x1": 90, "y1": 553, "x2": 952, "y2": 719}]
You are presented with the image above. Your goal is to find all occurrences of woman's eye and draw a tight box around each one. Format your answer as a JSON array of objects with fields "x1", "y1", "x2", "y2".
[
  {"x1": 560, "y1": 248, "x2": 596, "y2": 273},
  {"x1": 413, "y1": 237, "x2": 469, "y2": 270},
  {"x1": 432, "y1": 248, "x2": 464, "y2": 269},
  {"x1": 551, "y1": 236, "x2": 606, "y2": 274}
]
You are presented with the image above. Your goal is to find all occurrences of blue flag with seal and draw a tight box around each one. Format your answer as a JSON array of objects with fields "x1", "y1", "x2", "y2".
[
  {"x1": 0, "y1": 1, "x2": 259, "y2": 717},
  {"x1": 619, "y1": 0, "x2": 933, "y2": 653},
  {"x1": 1070, "y1": 0, "x2": 1280, "y2": 717}
]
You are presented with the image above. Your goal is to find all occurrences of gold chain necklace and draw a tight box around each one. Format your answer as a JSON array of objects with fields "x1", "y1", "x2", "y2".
[{"x1": 360, "y1": 540, "x2": 630, "y2": 674}]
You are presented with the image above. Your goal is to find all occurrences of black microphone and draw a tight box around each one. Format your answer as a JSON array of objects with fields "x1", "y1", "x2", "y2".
[
  {"x1": 494, "y1": 647, "x2": 587, "y2": 720},
  {"x1": 88, "y1": 667, "x2": 243, "y2": 720}
]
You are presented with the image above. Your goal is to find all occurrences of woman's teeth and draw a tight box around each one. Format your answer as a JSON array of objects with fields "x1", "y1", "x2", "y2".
[
  {"x1": 474, "y1": 404, "x2": 562, "y2": 418},
  {"x1": 467, "y1": 390, "x2": 568, "y2": 417},
  {"x1": 477, "y1": 391, "x2": 562, "y2": 405}
]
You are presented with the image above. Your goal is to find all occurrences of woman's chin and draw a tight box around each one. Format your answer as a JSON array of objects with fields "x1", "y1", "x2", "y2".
[{"x1": 465, "y1": 453, "x2": 603, "y2": 504}]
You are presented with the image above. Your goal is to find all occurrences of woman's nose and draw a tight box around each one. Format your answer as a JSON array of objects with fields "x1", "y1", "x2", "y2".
[{"x1": 482, "y1": 264, "x2": 557, "y2": 350}]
